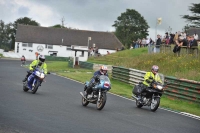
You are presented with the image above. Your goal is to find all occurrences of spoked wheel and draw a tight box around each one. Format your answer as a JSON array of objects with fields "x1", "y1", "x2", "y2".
[
  {"x1": 136, "y1": 99, "x2": 143, "y2": 108},
  {"x1": 82, "y1": 94, "x2": 89, "y2": 106},
  {"x1": 23, "y1": 81, "x2": 29, "y2": 92},
  {"x1": 32, "y1": 80, "x2": 40, "y2": 94},
  {"x1": 150, "y1": 97, "x2": 160, "y2": 112},
  {"x1": 96, "y1": 93, "x2": 107, "y2": 110}
]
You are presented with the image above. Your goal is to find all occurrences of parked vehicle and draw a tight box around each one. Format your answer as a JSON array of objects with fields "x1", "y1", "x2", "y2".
[
  {"x1": 23, "y1": 66, "x2": 50, "y2": 94},
  {"x1": 132, "y1": 77, "x2": 165, "y2": 112},
  {"x1": 80, "y1": 75, "x2": 111, "y2": 110}
]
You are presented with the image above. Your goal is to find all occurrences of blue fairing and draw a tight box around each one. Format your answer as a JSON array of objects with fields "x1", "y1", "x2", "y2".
[
  {"x1": 27, "y1": 69, "x2": 40, "y2": 90},
  {"x1": 91, "y1": 75, "x2": 111, "y2": 91}
]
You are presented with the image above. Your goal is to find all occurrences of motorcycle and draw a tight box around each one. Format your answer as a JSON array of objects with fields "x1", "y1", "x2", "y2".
[
  {"x1": 80, "y1": 75, "x2": 111, "y2": 110},
  {"x1": 23, "y1": 66, "x2": 50, "y2": 94},
  {"x1": 132, "y1": 75, "x2": 165, "y2": 112}
]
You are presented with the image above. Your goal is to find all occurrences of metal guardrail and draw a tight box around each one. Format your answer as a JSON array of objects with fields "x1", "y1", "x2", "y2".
[
  {"x1": 112, "y1": 66, "x2": 200, "y2": 103},
  {"x1": 79, "y1": 61, "x2": 94, "y2": 69}
]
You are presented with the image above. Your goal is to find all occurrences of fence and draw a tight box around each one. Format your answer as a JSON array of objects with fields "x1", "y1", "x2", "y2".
[
  {"x1": 45, "y1": 56, "x2": 69, "y2": 61},
  {"x1": 160, "y1": 44, "x2": 199, "y2": 57},
  {"x1": 112, "y1": 66, "x2": 200, "y2": 103}
]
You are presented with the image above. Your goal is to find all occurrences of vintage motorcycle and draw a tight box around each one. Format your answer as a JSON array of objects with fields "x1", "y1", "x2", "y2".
[
  {"x1": 23, "y1": 66, "x2": 50, "y2": 94},
  {"x1": 80, "y1": 75, "x2": 111, "y2": 110},
  {"x1": 132, "y1": 75, "x2": 165, "y2": 112}
]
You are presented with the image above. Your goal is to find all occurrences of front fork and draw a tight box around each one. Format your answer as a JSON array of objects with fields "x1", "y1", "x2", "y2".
[{"x1": 98, "y1": 91, "x2": 101, "y2": 102}]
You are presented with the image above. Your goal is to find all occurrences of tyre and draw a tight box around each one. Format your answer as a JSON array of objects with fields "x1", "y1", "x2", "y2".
[
  {"x1": 150, "y1": 97, "x2": 160, "y2": 112},
  {"x1": 32, "y1": 80, "x2": 40, "y2": 94},
  {"x1": 96, "y1": 93, "x2": 107, "y2": 110},
  {"x1": 23, "y1": 81, "x2": 29, "y2": 92},
  {"x1": 82, "y1": 96, "x2": 89, "y2": 106},
  {"x1": 136, "y1": 99, "x2": 143, "y2": 108}
]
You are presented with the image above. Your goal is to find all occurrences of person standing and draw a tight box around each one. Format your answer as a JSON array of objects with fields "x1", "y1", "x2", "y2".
[
  {"x1": 155, "y1": 35, "x2": 161, "y2": 53},
  {"x1": 35, "y1": 52, "x2": 40, "y2": 60},
  {"x1": 194, "y1": 33, "x2": 198, "y2": 40}
]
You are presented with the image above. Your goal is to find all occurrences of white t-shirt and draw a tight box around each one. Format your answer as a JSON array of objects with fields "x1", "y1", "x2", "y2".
[{"x1": 194, "y1": 34, "x2": 198, "y2": 40}]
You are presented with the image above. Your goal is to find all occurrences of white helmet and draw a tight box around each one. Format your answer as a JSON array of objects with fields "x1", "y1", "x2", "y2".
[
  {"x1": 39, "y1": 55, "x2": 45, "y2": 62},
  {"x1": 100, "y1": 65, "x2": 108, "y2": 75}
]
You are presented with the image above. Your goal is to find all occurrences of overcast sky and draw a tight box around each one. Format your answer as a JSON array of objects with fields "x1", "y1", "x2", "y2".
[{"x1": 0, "y1": 0, "x2": 199, "y2": 40}]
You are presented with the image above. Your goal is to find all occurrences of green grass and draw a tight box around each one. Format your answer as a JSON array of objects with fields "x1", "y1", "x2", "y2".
[
  {"x1": 88, "y1": 47, "x2": 200, "y2": 81},
  {"x1": 45, "y1": 61, "x2": 200, "y2": 116}
]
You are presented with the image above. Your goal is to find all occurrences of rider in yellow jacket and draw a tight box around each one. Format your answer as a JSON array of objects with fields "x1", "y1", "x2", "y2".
[
  {"x1": 143, "y1": 65, "x2": 162, "y2": 87},
  {"x1": 22, "y1": 55, "x2": 47, "y2": 82},
  {"x1": 137, "y1": 65, "x2": 162, "y2": 101}
]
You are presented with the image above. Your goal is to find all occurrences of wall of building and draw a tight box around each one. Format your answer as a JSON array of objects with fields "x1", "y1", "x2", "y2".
[{"x1": 14, "y1": 42, "x2": 117, "y2": 61}]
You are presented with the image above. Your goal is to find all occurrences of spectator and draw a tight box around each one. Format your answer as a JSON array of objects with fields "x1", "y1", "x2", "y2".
[
  {"x1": 165, "y1": 32, "x2": 169, "y2": 45},
  {"x1": 21, "y1": 55, "x2": 26, "y2": 66},
  {"x1": 174, "y1": 36, "x2": 187, "y2": 56},
  {"x1": 35, "y1": 52, "x2": 40, "y2": 60},
  {"x1": 107, "y1": 51, "x2": 110, "y2": 55},
  {"x1": 155, "y1": 35, "x2": 161, "y2": 53},
  {"x1": 194, "y1": 33, "x2": 198, "y2": 40},
  {"x1": 132, "y1": 41, "x2": 136, "y2": 49},
  {"x1": 121, "y1": 46, "x2": 125, "y2": 50},
  {"x1": 174, "y1": 32, "x2": 179, "y2": 43},
  {"x1": 141, "y1": 38, "x2": 146, "y2": 47}
]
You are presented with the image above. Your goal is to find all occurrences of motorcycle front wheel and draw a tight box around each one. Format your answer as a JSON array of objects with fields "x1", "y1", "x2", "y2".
[
  {"x1": 32, "y1": 80, "x2": 40, "y2": 94},
  {"x1": 96, "y1": 93, "x2": 107, "y2": 110},
  {"x1": 150, "y1": 97, "x2": 160, "y2": 112},
  {"x1": 23, "y1": 82, "x2": 29, "y2": 92},
  {"x1": 82, "y1": 96, "x2": 89, "y2": 106},
  {"x1": 136, "y1": 99, "x2": 143, "y2": 108}
]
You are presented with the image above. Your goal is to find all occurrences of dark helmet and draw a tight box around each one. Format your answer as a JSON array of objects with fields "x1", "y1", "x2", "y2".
[{"x1": 39, "y1": 55, "x2": 45, "y2": 62}]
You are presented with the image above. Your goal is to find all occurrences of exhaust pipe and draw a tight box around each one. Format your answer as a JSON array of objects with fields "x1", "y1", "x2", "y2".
[
  {"x1": 132, "y1": 95, "x2": 139, "y2": 100},
  {"x1": 80, "y1": 92, "x2": 87, "y2": 100}
]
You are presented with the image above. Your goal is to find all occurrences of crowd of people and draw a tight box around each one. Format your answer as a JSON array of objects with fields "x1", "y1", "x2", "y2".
[{"x1": 130, "y1": 31, "x2": 199, "y2": 54}]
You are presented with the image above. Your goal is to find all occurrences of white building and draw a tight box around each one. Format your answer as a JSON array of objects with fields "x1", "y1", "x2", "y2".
[{"x1": 15, "y1": 24, "x2": 123, "y2": 61}]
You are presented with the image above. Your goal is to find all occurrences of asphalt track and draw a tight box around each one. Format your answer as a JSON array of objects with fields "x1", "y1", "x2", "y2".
[{"x1": 0, "y1": 59, "x2": 199, "y2": 133}]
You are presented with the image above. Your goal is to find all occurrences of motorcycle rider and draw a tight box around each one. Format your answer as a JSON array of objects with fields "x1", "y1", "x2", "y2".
[
  {"x1": 22, "y1": 55, "x2": 47, "y2": 82},
  {"x1": 85, "y1": 65, "x2": 108, "y2": 95},
  {"x1": 138, "y1": 65, "x2": 162, "y2": 101},
  {"x1": 21, "y1": 55, "x2": 26, "y2": 66}
]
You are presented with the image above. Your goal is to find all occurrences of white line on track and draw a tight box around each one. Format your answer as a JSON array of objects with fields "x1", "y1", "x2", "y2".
[{"x1": 51, "y1": 73, "x2": 200, "y2": 121}]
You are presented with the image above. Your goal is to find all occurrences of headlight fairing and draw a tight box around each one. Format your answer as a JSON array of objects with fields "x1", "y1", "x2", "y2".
[{"x1": 157, "y1": 85, "x2": 163, "y2": 90}]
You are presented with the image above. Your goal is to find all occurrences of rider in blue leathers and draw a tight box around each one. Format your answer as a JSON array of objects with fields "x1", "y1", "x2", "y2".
[{"x1": 85, "y1": 65, "x2": 108, "y2": 94}]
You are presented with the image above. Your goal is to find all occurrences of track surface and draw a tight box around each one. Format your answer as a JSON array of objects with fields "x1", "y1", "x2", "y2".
[{"x1": 0, "y1": 59, "x2": 199, "y2": 133}]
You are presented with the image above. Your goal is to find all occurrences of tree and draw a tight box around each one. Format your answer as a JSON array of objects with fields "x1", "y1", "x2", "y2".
[
  {"x1": 0, "y1": 20, "x2": 13, "y2": 51},
  {"x1": 11, "y1": 17, "x2": 40, "y2": 49},
  {"x1": 112, "y1": 9, "x2": 149, "y2": 48},
  {"x1": 50, "y1": 24, "x2": 64, "y2": 28},
  {"x1": 182, "y1": 3, "x2": 200, "y2": 27}
]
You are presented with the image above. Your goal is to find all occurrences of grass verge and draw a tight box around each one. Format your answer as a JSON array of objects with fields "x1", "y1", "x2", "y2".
[{"x1": 46, "y1": 61, "x2": 200, "y2": 116}]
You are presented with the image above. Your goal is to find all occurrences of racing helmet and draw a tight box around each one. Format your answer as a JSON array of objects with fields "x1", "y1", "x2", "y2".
[
  {"x1": 152, "y1": 65, "x2": 159, "y2": 73},
  {"x1": 39, "y1": 55, "x2": 45, "y2": 62},
  {"x1": 100, "y1": 65, "x2": 108, "y2": 75}
]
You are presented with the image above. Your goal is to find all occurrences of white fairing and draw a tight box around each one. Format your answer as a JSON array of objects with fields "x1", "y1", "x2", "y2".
[
  {"x1": 40, "y1": 73, "x2": 45, "y2": 79},
  {"x1": 35, "y1": 71, "x2": 41, "y2": 77}
]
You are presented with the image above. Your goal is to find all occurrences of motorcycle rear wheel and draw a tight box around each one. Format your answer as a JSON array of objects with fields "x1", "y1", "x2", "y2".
[
  {"x1": 150, "y1": 97, "x2": 160, "y2": 112},
  {"x1": 96, "y1": 93, "x2": 107, "y2": 110},
  {"x1": 32, "y1": 80, "x2": 40, "y2": 94}
]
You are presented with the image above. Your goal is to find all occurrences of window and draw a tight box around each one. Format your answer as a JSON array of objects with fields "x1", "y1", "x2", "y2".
[
  {"x1": 66, "y1": 46, "x2": 71, "y2": 50},
  {"x1": 22, "y1": 43, "x2": 27, "y2": 47},
  {"x1": 45, "y1": 44, "x2": 47, "y2": 48},
  {"x1": 28, "y1": 43, "x2": 33, "y2": 47},
  {"x1": 47, "y1": 45, "x2": 53, "y2": 49}
]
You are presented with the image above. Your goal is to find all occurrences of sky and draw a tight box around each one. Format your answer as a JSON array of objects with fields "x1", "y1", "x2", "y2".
[{"x1": 0, "y1": 0, "x2": 199, "y2": 41}]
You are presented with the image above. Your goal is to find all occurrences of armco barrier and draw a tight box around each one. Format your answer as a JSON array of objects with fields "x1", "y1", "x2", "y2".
[
  {"x1": 112, "y1": 66, "x2": 200, "y2": 103},
  {"x1": 79, "y1": 61, "x2": 94, "y2": 69},
  {"x1": 45, "y1": 56, "x2": 69, "y2": 61},
  {"x1": 164, "y1": 76, "x2": 200, "y2": 103}
]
